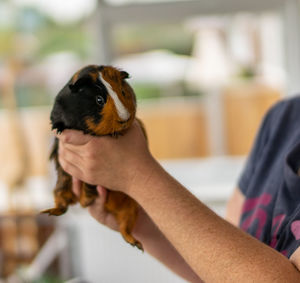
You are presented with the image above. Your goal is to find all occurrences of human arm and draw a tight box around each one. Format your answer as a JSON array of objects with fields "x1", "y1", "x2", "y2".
[
  {"x1": 72, "y1": 177, "x2": 203, "y2": 283},
  {"x1": 133, "y1": 187, "x2": 243, "y2": 282},
  {"x1": 57, "y1": 123, "x2": 300, "y2": 282},
  {"x1": 128, "y1": 161, "x2": 300, "y2": 282}
]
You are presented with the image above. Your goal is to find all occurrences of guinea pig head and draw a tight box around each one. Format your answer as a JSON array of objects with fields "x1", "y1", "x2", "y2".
[{"x1": 50, "y1": 65, "x2": 136, "y2": 135}]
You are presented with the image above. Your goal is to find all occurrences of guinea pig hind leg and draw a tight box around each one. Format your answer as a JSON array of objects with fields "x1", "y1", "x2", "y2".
[
  {"x1": 118, "y1": 211, "x2": 143, "y2": 251},
  {"x1": 79, "y1": 183, "x2": 98, "y2": 207},
  {"x1": 105, "y1": 192, "x2": 143, "y2": 250},
  {"x1": 42, "y1": 169, "x2": 77, "y2": 216}
]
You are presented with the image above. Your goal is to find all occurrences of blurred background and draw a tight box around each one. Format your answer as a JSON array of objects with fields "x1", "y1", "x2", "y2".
[{"x1": 0, "y1": 0, "x2": 299, "y2": 282}]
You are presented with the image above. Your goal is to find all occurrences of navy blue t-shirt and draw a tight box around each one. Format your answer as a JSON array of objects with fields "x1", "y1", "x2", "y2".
[{"x1": 238, "y1": 96, "x2": 300, "y2": 258}]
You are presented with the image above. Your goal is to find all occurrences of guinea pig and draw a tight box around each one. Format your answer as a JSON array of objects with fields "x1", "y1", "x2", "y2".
[{"x1": 42, "y1": 65, "x2": 146, "y2": 250}]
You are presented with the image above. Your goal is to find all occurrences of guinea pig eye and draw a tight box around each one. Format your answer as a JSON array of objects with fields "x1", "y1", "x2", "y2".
[{"x1": 96, "y1": 95, "x2": 105, "y2": 106}]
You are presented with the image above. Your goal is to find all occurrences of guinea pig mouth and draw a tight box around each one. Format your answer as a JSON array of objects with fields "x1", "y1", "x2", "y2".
[{"x1": 52, "y1": 121, "x2": 67, "y2": 134}]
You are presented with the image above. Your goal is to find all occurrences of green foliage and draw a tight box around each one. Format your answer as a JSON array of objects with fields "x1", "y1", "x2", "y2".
[
  {"x1": 133, "y1": 83, "x2": 162, "y2": 100},
  {"x1": 0, "y1": 4, "x2": 94, "y2": 108},
  {"x1": 0, "y1": 4, "x2": 93, "y2": 61},
  {"x1": 114, "y1": 23, "x2": 194, "y2": 56},
  {"x1": 0, "y1": 29, "x2": 15, "y2": 56},
  {"x1": 236, "y1": 65, "x2": 256, "y2": 80},
  {"x1": 0, "y1": 3, "x2": 197, "y2": 108},
  {"x1": 133, "y1": 81, "x2": 203, "y2": 101},
  {"x1": 36, "y1": 24, "x2": 93, "y2": 60},
  {"x1": 15, "y1": 85, "x2": 54, "y2": 107}
]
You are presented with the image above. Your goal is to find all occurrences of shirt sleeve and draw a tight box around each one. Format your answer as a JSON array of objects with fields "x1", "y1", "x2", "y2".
[{"x1": 237, "y1": 101, "x2": 283, "y2": 195}]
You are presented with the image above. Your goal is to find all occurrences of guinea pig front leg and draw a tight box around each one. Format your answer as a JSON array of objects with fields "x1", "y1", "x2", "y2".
[{"x1": 42, "y1": 167, "x2": 78, "y2": 216}]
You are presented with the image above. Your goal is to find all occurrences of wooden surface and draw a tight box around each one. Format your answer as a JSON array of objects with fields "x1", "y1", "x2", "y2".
[
  {"x1": 0, "y1": 87, "x2": 282, "y2": 183},
  {"x1": 138, "y1": 99, "x2": 210, "y2": 159},
  {"x1": 0, "y1": 100, "x2": 209, "y2": 182},
  {"x1": 0, "y1": 108, "x2": 52, "y2": 182},
  {"x1": 223, "y1": 83, "x2": 281, "y2": 156}
]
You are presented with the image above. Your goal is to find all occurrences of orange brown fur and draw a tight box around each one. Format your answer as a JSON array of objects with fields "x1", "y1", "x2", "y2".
[
  {"x1": 86, "y1": 95, "x2": 125, "y2": 135},
  {"x1": 101, "y1": 66, "x2": 136, "y2": 114},
  {"x1": 42, "y1": 148, "x2": 77, "y2": 216},
  {"x1": 86, "y1": 66, "x2": 136, "y2": 135},
  {"x1": 79, "y1": 182, "x2": 98, "y2": 207},
  {"x1": 71, "y1": 69, "x2": 81, "y2": 84},
  {"x1": 89, "y1": 70, "x2": 99, "y2": 82},
  {"x1": 105, "y1": 191, "x2": 142, "y2": 250}
]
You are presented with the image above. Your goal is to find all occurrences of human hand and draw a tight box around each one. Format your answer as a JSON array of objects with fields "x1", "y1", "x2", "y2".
[
  {"x1": 72, "y1": 177, "x2": 119, "y2": 231},
  {"x1": 56, "y1": 120, "x2": 155, "y2": 196}
]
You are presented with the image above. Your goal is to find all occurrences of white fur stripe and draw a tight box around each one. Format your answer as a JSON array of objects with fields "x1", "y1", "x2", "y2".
[{"x1": 99, "y1": 73, "x2": 130, "y2": 121}]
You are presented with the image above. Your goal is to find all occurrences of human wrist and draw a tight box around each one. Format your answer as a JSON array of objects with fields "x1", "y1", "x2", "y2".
[
  {"x1": 126, "y1": 154, "x2": 163, "y2": 199},
  {"x1": 125, "y1": 154, "x2": 159, "y2": 196}
]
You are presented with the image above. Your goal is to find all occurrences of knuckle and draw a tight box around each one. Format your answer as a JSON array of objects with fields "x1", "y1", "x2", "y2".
[
  {"x1": 60, "y1": 132, "x2": 72, "y2": 143},
  {"x1": 63, "y1": 134, "x2": 71, "y2": 143}
]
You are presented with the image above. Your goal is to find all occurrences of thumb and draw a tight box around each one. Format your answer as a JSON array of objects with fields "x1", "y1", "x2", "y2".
[
  {"x1": 55, "y1": 129, "x2": 92, "y2": 145},
  {"x1": 72, "y1": 177, "x2": 82, "y2": 198}
]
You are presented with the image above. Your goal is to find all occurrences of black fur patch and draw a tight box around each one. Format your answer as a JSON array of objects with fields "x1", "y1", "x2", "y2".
[{"x1": 51, "y1": 67, "x2": 108, "y2": 135}]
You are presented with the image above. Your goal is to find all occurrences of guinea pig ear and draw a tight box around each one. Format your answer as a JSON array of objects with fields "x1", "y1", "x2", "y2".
[
  {"x1": 120, "y1": 71, "x2": 129, "y2": 80},
  {"x1": 69, "y1": 77, "x2": 89, "y2": 92},
  {"x1": 68, "y1": 83, "x2": 77, "y2": 92}
]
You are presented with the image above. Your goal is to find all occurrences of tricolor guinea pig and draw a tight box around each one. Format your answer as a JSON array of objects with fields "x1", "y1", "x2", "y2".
[{"x1": 42, "y1": 65, "x2": 146, "y2": 250}]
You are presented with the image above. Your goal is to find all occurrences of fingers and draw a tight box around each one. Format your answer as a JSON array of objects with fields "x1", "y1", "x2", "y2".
[
  {"x1": 58, "y1": 140, "x2": 83, "y2": 170},
  {"x1": 97, "y1": 185, "x2": 107, "y2": 205},
  {"x1": 59, "y1": 138, "x2": 84, "y2": 159},
  {"x1": 58, "y1": 152, "x2": 83, "y2": 180},
  {"x1": 72, "y1": 177, "x2": 82, "y2": 198},
  {"x1": 55, "y1": 129, "x2": 92, "y2": 145},
  {"x1": 87, "y1": 186, "x2": 119, "y2": 231},
  {"x1": 88, "y1": 186, "x2": 107, "y2": 214},
  {"x1": 87, "y1": 197, "x2": 105, "y2": 222}
]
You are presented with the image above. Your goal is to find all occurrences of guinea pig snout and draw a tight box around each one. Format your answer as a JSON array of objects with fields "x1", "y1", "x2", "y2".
[
  {"x1": 50, "y1": 98, "x2": 69, "y2": 131},
  {"x1": 50, "y1": 111, "x2": 67, "y2": 132}
]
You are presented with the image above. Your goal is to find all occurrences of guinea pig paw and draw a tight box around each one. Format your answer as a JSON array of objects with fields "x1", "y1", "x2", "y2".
[
  {"x1": 134, "y1": 240, "x2": 144, "y2": 252},
  {"x1": 41, "y1": 207, "x2": 67, "y2": 216}
]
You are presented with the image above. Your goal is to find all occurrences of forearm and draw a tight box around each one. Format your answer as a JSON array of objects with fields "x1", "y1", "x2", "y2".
[
  {"x1": 57, "y1": 127, "x2": 300, "y2": 282},
  {"x1": 133, "y1": 207, "x2": 203, "y2": 283},
  {"x1": 129, "y1": 159, "x2": 300, "y2": 283}
]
